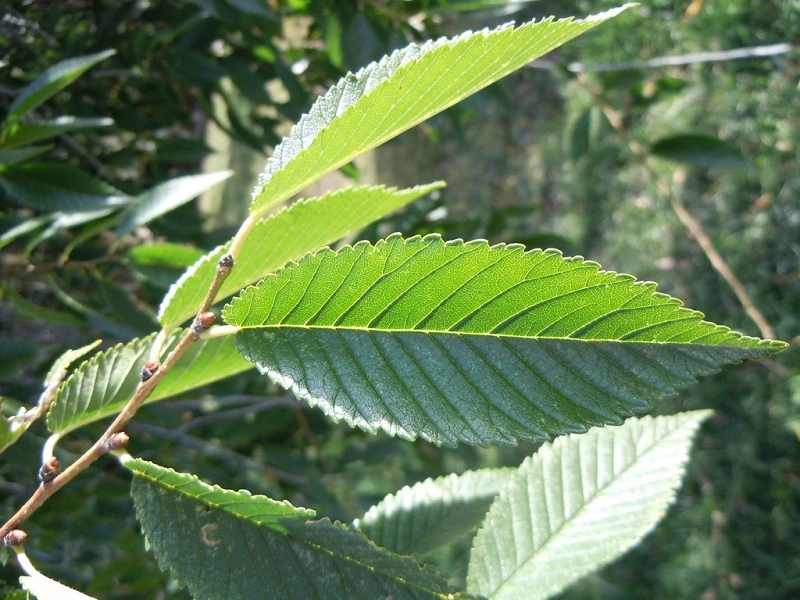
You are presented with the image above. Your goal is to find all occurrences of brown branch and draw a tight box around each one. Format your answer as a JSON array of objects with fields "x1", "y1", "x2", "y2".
[
  {"x1": 0, "y1": 254, "x2": 236, "y2": 542},
  {"x1": 576, "y1": 73, "x2": 776, "y2": 341},
  {"x1": 667, "y1": 175, "x2": 775, "y2": 339}
]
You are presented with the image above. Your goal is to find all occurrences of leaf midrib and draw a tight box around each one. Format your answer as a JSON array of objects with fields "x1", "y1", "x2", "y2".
[
  {"x1": 488, "y1": 422, "x2": 696, "y2": 598},
  {"x1": 233, "y1": 324, "x2": 755, "y2": 347}
]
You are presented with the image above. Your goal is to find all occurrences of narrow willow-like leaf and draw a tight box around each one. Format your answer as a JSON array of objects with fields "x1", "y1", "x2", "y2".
[
  {"x1": 355, "y1": 468, "x2": 515, "y2": 555},
  {"x1": 4, "y1": 49, "x2": 116, "y2": 125},
  {"x1": 116, "y1": 171, "x2": 233, "y2": 238},
  {"x1": 223, "y1": 234, "x2": 786, "y2": 446},
  {"x1": 1, "y1": 116, "x2": 113, "y2": 149},
  {"x1": 248, "y1": 6, "x2": 634, "y2": 216},
  {"x1": 651, "y1": 133, "x2": 748, "y2": 168},
  {"x1": 159, "y1": 182, "x2": 443, "y2": 329},
  {"x1": 0, "y1": 146, "x2": 52, "y2": 167},
  {"x1": 466, "y1": 411, "x2": 712, "y2": 600},
  {"x1": 0, "y1": 163, "x2": 129, "y2": 212},
  {"x1": 127, "y1": 458, "x2": 457, "y2": 600},
  {"x1": 47, "y1": 331, "x2": 251, "y2": 435}
]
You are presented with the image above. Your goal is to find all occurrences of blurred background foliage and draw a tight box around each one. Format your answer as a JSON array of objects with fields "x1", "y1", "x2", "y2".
[{"x1": 1, "y1": 0, "x2": 798, "y2": 598}]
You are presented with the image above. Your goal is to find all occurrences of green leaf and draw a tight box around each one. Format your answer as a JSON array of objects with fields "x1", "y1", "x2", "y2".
[
  {"x1": 224, "y1": 0, "x2": 276, "y2": 19},
  {"x1": 248, "y1": 6, "x2": 635, "y2": 216},
  {"x1": 1, "y1": 117, "x2": 114, "y2": 149},
  {"x1": 466, "y1": 411, "x2": 712, "y2": 600},
  {"x1": 155, "y1": 138, "x2": 214, "y2": 163},
  {"x1": 0, "y1": 145, "x2": 52, "y2": 166},
  {"x1": 129, "y1": 242, "x2": 206, "y2": 268},
  {"x1": 129, "y1": 243, "x2": 207, "y2": 290},
  {"x1": 159, "y1": 182, "x2": 443, "y2": 329},
  {"x1": 223, "y1": 234, "x2": 786, "y2": 446},
  {"x1": 355, "y1": 467, "x2": 515, "y2": 555},
  {"x1": 116, "y1": 171, "x2": 233, "y2": 238},
  {"x1": 0, "y1": 338, "x2": 91, "y2": 454},
  {"x1": 0, "y1": 215, "x2": 53, "y2": 250},
  {"x1": 650, "y1": 133, "x2": 748, "y2": 168},
  {"x1": 127, "y1": 458, "x2": 457, "y2": 600},
  {"x1": 4, "y1": 284, "x2": 83, "y2": 326},
  {"x1": 0, "y1": 163, "x2": 128, "y2": 212},
  {"x1": 4, "y1": 49, "x2": 116, "y2": 125},
  {"x1": 0, "y1": 413, "x2": 26, "y2": 456},
  {"x1": 45, "y1": 340, "x2": 103, "y2": 391},
  {"x1": 47, "y1": 331, "x2": 252, "y2": 435}
]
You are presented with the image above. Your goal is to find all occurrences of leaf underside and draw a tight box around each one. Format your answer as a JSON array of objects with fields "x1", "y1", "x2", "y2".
[
  {"x1": 159, "y1": 182, "x2": 443, "y2": 329},
  {"x1": 355, "y1": 467, "x2": 516, "y2": 556},
  {"x1": 223, "y1": 234, "x2": 784, "y2": 446},
  {"x1": 127, "y1": 459, "x2": 456, "y2": 600},
  {"x1": 467, "y1": 411, "x2": 712, "y2": 600},
  {"x1": 47, "y1": 331, "x2": 252, "y2": 435},
  {"x1": 248, "y1": 6, "x2": 635, "y2": 216}
]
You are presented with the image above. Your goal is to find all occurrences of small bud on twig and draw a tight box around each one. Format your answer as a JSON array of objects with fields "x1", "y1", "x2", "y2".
[
  {"x1": 193, "y1": 312, "x2": 215, "y2": 334},
  {"x1": 218, "y1": 253, "x2": 235, "y2": 270},
  {"x1": 104, "y1": 432, "x2": 130, "y2": 452},
  {"x1": 3, "y1": 529, "x2": 27, "y2": 547},
  {"x1": 38, "y1": 457, "x2": 60, "y2": 484},
  {"x1": 140, "y1": 359, "x2": 160, "y2": 383}
]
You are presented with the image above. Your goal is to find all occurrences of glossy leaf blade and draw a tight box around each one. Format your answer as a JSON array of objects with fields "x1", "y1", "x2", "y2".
[
  {"x1": 159, "y1": 182, "x2": 443, "y2": 329},
  {"x1": 116, "y1": 171, "x2": 233, "y2": 238},
  {"x1": 5, "y1": 49, "x2": 116, "y2": 124},
  {"x1": 223, "y1": 234, "x2": 785, "y2": 446},
  {"x1": 355, "y1": 468, "x2": 515, "y2": 555},
  {"x1": 466, "y1": 411, "x2": 712, "y2": 600},
  {"x1": 47, "y1": 331, "x2": 252, "y2": 435},
  {"x1": 248, "y1": 6, "x2": 634, "y2": 215},
  {"x1": 127, "y1": 458, "x2": 456, "y2": 600}
]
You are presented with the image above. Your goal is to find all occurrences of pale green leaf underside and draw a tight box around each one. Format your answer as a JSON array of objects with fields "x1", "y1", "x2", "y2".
[
  {"x1": 159, "y1": 182, "x2": 443, "y2": 329},
  {"x1": 127, "y1": 458, "x2": 456, "y2": 600},
  {"x1": 223, "y1": 234, "x2": 784, "y2": 446},
  {"x1": 355, "y1": 467, "x2": 515, "y2": 555},
  {"x1": 466, "y1": 411, "x2": 712, "y2": 600},
  {"x1": 20, "y1": 573, "x2": 98, "y2": 600},
  {"x1": 47, "y1": 331, "x2": 251, "y2": 435},
  {"x1": 248, "y1": 6, "x2": 634, "y2": 216}
]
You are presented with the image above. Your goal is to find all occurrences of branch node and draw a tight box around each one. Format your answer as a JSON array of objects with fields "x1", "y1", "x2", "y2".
[
  {"x1": 104, "y1": 432, "x2": 130, "y2": 452},
  {"x1": 193, "y1": 312, "x2": 215, "y2": 335},
  {"x1": 3, "y1": 529, "x2": 27, "y2": 547},
  {"x1": 218, "y1": 253, "x2": 235, "y2": 271},
  {"x1": 38, "y1": 457, "x2": 60, "y2": 484},
  {"x1": 140, "y1": 359, "x2": 161, "y2": 383}
]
